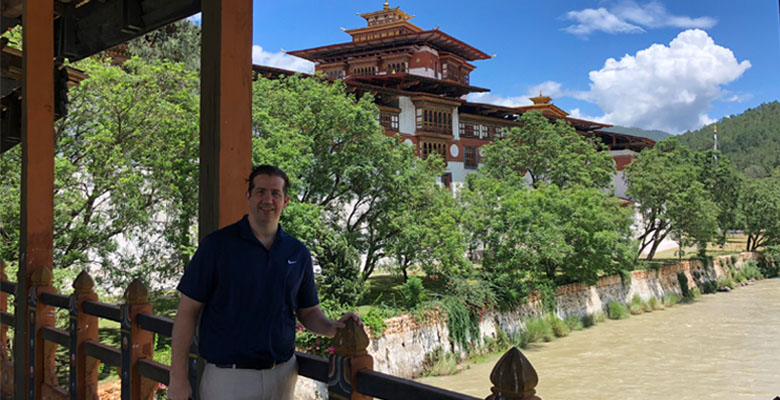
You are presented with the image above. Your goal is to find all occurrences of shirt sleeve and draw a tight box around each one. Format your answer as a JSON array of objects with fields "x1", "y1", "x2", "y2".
[
  {"x1": 177, "y1": 235, "x2": 217, "y2": 303},
  {"x1": 296, "y1": 248, "x2": 320, "y2": 309}
]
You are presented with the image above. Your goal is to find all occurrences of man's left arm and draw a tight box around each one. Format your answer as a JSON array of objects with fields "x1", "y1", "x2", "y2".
[{"x1": 297, "y1": 305, "x2": 360, "y2": 338}]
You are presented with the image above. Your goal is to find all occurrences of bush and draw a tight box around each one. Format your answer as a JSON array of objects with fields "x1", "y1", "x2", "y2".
[
  {"x1": 741, "y1": 260, "x2": 764, "y2": 281},
  {"x1": 700, "y1": 280, "x2": 717, "y2": 294},
  {"x1": 582, "y1": 314, "x2": 596, "y2": 328},
  {"x1": 424, "y1": 348, "x2": 459, "y2": 377},
  {"x1": 627, "y1": 294, "x2": 644, "y2": 315},
  {"x1": 677, "y1": 271, "x2": 692, "y2": 300},
  {"x1": 595, "y1": 311, "x2": 607, "y2": 323},
  {"x1": 716, "y1": 275, "x2": 735, "y2": 290},
  {"x1": 316, "y1": 235, "x2": 364, "y2": 306},
  {"x1": 619, "y1": 269, "x2": 632, "y2": 287},
  {"x1": 758, "y1": 246, "x2": 780, "y2": 277},
  {"x1": 565, "y1": 315, "x2": 584, "y2": 331},
  {"x1": 524, "y1": 317, "x2": 554, "y2": 343},
  {"x1": 443, "y1": 298, "x2": 478, "y2": 352},
  {"x1": 691, "y1": 287, "x2": 702, "y2": 300},
  {"x1": 546, "y1": 314, "x2": 570, "y2": 338},
  {"x1": 663, "y1": 293, "x2": 680, "y2": 307},
  {"x1": 496, "y1": 328, "x2": 511, "y2": 349},
  {"x1": 607, "y1": 301, "x2": 629, "y2": 320},
  {"x1": 400, "y1": 275, "x2": 426, "y2": 309},
  {"x1": 647, "y1": 295, "x2": 662, "y2": 310}
]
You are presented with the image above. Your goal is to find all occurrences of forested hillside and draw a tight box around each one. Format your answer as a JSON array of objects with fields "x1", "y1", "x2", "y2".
[
  {"x1": 677, "y1": 101, "x2": 780, "y2": 178},
  {"x1": 601, "y1": 125, "x2": 672, "y2": 142}
]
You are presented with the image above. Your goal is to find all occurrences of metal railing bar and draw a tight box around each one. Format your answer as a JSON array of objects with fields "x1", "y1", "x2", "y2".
[
  {"x1": 137, "y1": 358, "x2": 170, "y2": 385},
  {"x1": 41, "y1": 326, "x2": 70, "y2": 348},
  {"x1": 295, "y1": 351, "x2": 328, "y2": 382},
  {"x1": 355, "y1": 369, "x2": 481, "y2": 400},
  {"x1": 136, "y1": 313, "x2": 173, "y2": 337},
  {"x1": 0, "y1": 311, "x2": 14, "y2": 326},
  {"x1": 0, "y1": 280, "x2": 15, "y2": 294},
  {"x1": 40, "y1": 292, "x2": 69, "y2": 309},
  {"x1": 82, "y1": 300, "x2": 121, "y2": 322},
  {"x1": 82, "y1": 340, "x2": 121, "y2": 367}
]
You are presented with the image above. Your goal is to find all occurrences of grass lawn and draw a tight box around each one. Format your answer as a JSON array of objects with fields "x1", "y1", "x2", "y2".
[{"x1": 640, "y1": 234, "x2": 749, "y2": 269}]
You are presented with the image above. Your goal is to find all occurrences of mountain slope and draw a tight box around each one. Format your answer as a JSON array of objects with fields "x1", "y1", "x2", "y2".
[{"x1": 677, "y1": 101, "x2": 780, "y2": 178}]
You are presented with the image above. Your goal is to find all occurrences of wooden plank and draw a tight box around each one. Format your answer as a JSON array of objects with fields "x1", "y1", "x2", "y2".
[
  {"x1": 199, "y1": 0, "x2": 253, "y2": 238},
  {"x1": 16, "y1": 1, "x2": 55, "y2": 398}
]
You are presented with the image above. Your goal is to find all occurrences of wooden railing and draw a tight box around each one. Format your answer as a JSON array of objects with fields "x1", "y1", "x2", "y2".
[{"x1": 0, "y1": 261, "x2": 542, "y2": 400}]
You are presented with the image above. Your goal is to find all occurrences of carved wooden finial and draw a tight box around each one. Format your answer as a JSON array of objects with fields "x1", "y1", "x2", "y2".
[
  {"x1": 31, "y1": 267, "x2": 53, "y2": 286},
  {"x1": 72, "y1": 271, "x2": 95, "y2": 295},
  {"x1": 332, "y1": 317, "x2": 369, "y2": 357},
  {"x1": 487, "y1": 347, "x2": 539, "y2": 400},
  {"x1": 123, "y1": 279, "x2": 148, "y2": 305}
]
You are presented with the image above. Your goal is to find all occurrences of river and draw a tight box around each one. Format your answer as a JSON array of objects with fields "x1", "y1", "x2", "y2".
[{"x1": 417, "y1": 278, "x2": 780, "y2": 399}]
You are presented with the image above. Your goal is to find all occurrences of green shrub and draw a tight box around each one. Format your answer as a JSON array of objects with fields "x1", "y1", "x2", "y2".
[
  {"x1": 400, "y1": 275, "x2": 426, "y2": 309},
  {"x1": 733, "y1": 270, "x2": 746, "y2": 283},
  {"x1": 361, "y1": 303, "x2": 398, "y2": 336},
  {"x1": 546, "y1": 314, "x2": 570, "y2": 338},
  {"x1": 582, "y1": 314, "x2": 596, "y2": 328},
  {"x1": 691, "y1": 287, "x2": 702, "y2": 300},
  {"x1": 741, "y1": 260, "x2": 764, "y2": 281},
  {"x1": 565, "y1": 315, "x2": 584, "y2": 331},
  {"x1": 663, "y1": 293, "x2": 680, "y2": 307},
  {"x1": 607, "y1": 301, "x2": 629, "y2": 320},
  {"x1": 677, "y1": 271, "x2": 692, "y2": 299},
  {"x1": 443, "y1": 298, "x2": 477, "y2": 352},
  {"x1": 700, "y1": 280, "x2": 717, "y2": 294},
  {"x1": 627, "y1": 294, "x2": 644, "y2": 315},
  {"x1": 513, "y1": 330, "x2": 530, "y2": 349},
  {"x1": 647, "y1": 296, "x2": 662, "y2": 310},
  {"x1": 595, "y1": 311, "x2": 607, "y2": 323},
  {"x1": 716, "y1": 275, "x2": 735, "y2": 290},
  {"x1": 424, "y1": 348, "x2": 458, "y2": 376},
  {"x1": 619, "y1": 269, "x2": 632, "y2": 287},
  {"x1": 496, "y1": 328, "x2": 511, "y2": 349},
  {"x1": 758, "y1": 247, "x2": 780, "y2": 277},
  {"x1": 524, "y1": 317, "x2": 554, "y2": 343},
  {"x1": 731, "y1": 254, "x2": 739, "y2": 265}
]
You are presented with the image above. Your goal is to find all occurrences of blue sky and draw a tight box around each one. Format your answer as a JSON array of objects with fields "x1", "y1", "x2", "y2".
[{"x1": 232, "y1": 1, "x2": 778, "y2": 134}]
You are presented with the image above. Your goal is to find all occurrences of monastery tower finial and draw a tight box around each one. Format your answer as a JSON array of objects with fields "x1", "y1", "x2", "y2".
[{"x1": 384, "y1": 0, "x2": 390, "y2": 10}]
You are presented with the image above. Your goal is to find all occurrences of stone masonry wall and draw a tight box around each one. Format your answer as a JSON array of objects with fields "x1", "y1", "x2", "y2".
[
  {"x1": 369, "y1": 252, "x2": 758, "y2": 379},
  {"x1": 294, "y1": 252, "x2": 758, "y2": 398}
]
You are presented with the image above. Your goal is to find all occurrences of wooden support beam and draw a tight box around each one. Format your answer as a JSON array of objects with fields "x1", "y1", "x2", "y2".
[
  {"x1": 199, "y1": 0, "x2": 253, "y2": 238},
  {"x1": 16, "y1": 1, "x2": 55, "y2": 398}
]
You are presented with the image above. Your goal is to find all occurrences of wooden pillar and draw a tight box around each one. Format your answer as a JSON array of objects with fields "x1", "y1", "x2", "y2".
[
  {"x1": 0, "y1": 260, "x2": 12, "y2": 399},
  {"x1": 328, "y1": 318, "x2": 373, "y2": 400},
  {"x1": 485, "y1": 347, "x2": 541, "y2": 400},
  {"x1": 199, "y1": 0, "x2": 254, "y2": 238},
  {"x1": 70, "y1": 271, "x2": 100, "y2": 400},
  {"x1": 120, "y1": 279, "x2": 157, "y2": 400},
  {"x1": 16, "y1": 0, "x2": 56, "y2": 398}
]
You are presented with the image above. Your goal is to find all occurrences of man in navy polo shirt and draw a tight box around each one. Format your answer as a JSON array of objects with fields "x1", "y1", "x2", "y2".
[{"x1": 168, "y1": 165, "x2": 357, "y2": 400}]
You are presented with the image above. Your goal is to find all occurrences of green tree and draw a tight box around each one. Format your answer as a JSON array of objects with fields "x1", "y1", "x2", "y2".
[
  {"x1": 624, "y1": 138, "x2": 719, "y2": 260},
  {"x1": 480, "y1": 111, "x2": 615, "y2": 189},
  {"x1": 739, "y1": 179, "x2": 780, "y2": 251},
  {"x1": 0, "y1": 57, "x2": 200, "y2": 290},
  {"x1": 126, "y1": 19, "x2": 201, "y2": 72},
  {"x1": 250, "y1": 75, "x2": 447, "y2": 291},
  {"x1": 460, "y1": 175, "x2": 635, "y2": 308},
  {"x1": 692, "y1": 151, "x2": 744, "y2": 244}
]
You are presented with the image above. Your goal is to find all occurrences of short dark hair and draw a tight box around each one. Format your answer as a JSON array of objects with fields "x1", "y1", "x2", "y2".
[{"x1": 247, "y1": 165, "x2": 290, "y2": 196}]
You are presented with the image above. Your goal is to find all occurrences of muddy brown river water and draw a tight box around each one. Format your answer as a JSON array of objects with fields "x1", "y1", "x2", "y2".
[{"x1": 417, "y1": 278, "x2": 780, "y2": 399}]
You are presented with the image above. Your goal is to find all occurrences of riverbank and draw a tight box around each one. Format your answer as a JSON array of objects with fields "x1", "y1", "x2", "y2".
[{"x1": 418, "y1": 277, "x2": 780, "y2": 399}]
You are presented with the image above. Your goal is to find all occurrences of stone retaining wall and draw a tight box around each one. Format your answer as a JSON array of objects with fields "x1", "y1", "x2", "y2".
[{"x1": 294, "y1": 252, "x2": 758, "y2": 398}]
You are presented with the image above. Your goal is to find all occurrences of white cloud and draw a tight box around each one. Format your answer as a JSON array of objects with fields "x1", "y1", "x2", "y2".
[
  {"x1": 251, "y1": 45, "x2": 314, "y2": 73},
  {"x1": 583, "y1": 29, "x2": 750, "y2": 133},
  {"x1": 563, "y1": 1, "x2": 716, "y2": 37},
  {"x1": 467, "y1": 92, "x2": 531, "y2": 107},
  {"x1": 563, "y1": 7, "x2": 644, "y2": 37}
]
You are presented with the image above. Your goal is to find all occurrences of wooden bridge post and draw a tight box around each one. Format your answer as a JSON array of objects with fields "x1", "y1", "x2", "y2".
[
  {"x1": 485, "y1": 347, "x2": 541, "y2": 400},
  {"x1": 69, "y1": 271, "x2": 100, "y2": 400},
  {"x1": 30, "y1": 267, "x2": 62, "y2": 399},
  {"x1": 328, "y1": 317, "x2": 373, "y2": 400},
  {"x1": 120, "y1": 279, "x2": 156, "y2": 400},
  {"x1": 0, "y1": 260, "x2": 12, "y2": 398}
]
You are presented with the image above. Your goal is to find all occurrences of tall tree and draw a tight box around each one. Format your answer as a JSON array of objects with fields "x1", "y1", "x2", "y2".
[
  {"x1": 481, "y1": 111, "x2": 615, "y2": 190},
  {"x1": 739, "y1": 179, "x2": 780, "y2": 251},
  {"x1": 0, "y1": 57, "x2": 200, "y2": 289},
  {"x1": 250, "y1": 75, "x2": 448, "y2": 290},
  {"x1": 126, "y1": 19, "x2": 201, "y2": 72},
  {"x1": 624, "y1": 138, "x2": 719, "y2": 260}
]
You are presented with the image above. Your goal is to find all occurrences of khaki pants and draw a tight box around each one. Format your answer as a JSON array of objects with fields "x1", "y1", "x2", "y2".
[{"x1": 200, "y1": 356, "x2": 298, "y2": 400}]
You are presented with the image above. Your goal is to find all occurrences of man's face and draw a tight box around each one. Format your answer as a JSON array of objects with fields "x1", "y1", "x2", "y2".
[{"x1": 247, "y1": 174, "x2": 289, "y2": 227}]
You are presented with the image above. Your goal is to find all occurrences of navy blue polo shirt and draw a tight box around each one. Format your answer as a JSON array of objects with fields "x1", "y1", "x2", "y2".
[{"x1": 177, "y1": 215, "x2": 319, "y2": 363}]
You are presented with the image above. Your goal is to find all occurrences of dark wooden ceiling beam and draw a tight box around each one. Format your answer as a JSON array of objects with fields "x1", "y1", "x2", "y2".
[{"x1": 56, "y1": 0, "x2": 200, "y2": 62}]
